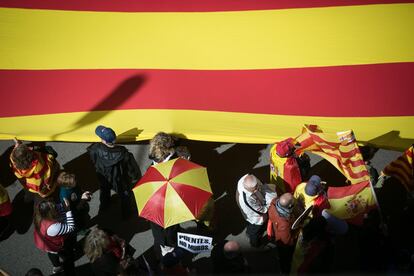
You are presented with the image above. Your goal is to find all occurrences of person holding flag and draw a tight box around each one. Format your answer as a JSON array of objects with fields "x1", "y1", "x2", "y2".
[{"x1": 294, "y1": 175, "x2": 330, "y2": 218}]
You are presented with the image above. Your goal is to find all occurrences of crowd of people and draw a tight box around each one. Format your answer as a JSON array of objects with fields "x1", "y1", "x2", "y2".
[{"x1": 1, "y1": 125, "x2": 414, "y2": 275}]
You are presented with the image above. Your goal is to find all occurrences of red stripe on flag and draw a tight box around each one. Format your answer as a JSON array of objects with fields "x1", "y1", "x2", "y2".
[
  {"x1": 327, "y1": 181, "x2": 370, "y2": 199},
  {"x1": 309, "y1": 134, "x2": 341, "y2": 148},
  {"x1": 1, "y1": 0, "x2": 411, "y2": 12},
  {"x1": 1, "y1": 63, "x2": 414, "y2": 118},
  {"x1": 322, "y1": 152, "x2": 365, "y2": 168},
  {"x1": 316, "y1": 144, "x2": 362, "y2": 160}
]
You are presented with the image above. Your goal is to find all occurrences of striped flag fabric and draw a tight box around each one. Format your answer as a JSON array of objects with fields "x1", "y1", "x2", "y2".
[
  {"x1": 0, "y1": 1, "x2": 413, "y2": 148},
  {"x1": 383, "y1": 145, "x2": 414, "y2": 191},
  {"x1": 296, "y1": 125, "x2": 370, "y2": 185}
]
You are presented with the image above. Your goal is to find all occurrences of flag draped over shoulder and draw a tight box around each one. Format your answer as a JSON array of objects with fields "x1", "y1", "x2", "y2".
[
  {"x1": 296, "y1": 125, "x2": 370, "y2": 185},
  {"x1": 0, "y1": 1, "x2": 413, "y2": 148},
  {"x1": 383, "y1": 145, "x2": 414, "y2": 191}
]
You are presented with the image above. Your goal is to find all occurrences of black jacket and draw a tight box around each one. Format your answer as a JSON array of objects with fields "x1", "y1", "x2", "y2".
[{"x1": 87, "y1": 143, "x2": 140, "y2": 193}]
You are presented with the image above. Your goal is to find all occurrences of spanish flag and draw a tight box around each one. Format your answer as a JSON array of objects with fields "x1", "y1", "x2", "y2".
[
  {"x1": 383, "y1": 145, "x2": 414, "y2": 191},
  {"x1": 326, "y1": 181, "x2": 376, "y2": 224},
  {"x1": 0, "y1": 1, "x2": 413, "y2": 148},
  {"x1": 296, "y1": 125, "x2": 370, "y2": 185}
]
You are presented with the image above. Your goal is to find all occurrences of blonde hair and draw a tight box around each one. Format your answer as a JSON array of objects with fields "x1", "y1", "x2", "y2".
[
  {"x1": 149, "y1": 132, "x2": 177, "y2": 162},
  {"x1": 84, "y1": 228, "x2": 110, "y2": 262}
]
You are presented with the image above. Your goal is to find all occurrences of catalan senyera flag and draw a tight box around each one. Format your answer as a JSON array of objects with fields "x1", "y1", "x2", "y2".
[
  {"x1": 383, "y1": 145, "x2": 414, "y2": 191},
  {"x1": 326, "y1": 180, "x2": 376, "y2": 224},
  {"x1": 10, "y1": 152, "x2": 57, "y2": 197},
  {"x1": 296, "y1": 125, "x2": 370, "y2": 185},
  {"x1": 0, "y1": 1, "x2": 413, "y2": 149}
]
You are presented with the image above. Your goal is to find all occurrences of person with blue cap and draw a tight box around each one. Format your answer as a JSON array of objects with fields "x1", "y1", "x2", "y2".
[
  {"x1": 87, "y1": 125, "x2": 140, "y2": 218},
  {"x1": 293, "y1": 175, "x2": 330, "y2": 217}
]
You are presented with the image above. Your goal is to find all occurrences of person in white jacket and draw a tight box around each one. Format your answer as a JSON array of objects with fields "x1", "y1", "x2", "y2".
[{"x1": 236, "y1": 174, "x2": 277, "y2": 247}]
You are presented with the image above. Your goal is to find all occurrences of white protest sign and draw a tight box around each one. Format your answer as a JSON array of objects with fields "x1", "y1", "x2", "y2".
[{"x1": 177, "y1": 232, "x2": 213, "y2": 253}]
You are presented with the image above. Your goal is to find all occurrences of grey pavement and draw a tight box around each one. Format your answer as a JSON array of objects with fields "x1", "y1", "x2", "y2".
[{"x1": 0, "y1": 139, "x2": 402, "y2": 275}]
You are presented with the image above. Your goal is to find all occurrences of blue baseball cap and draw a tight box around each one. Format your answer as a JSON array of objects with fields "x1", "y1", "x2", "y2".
[
  {"x1": 95, "y1": 125, "x2": 116, "y2": 144},
  {"x1": 305, "y1": 175, "x2": 322, "y2": 196}
]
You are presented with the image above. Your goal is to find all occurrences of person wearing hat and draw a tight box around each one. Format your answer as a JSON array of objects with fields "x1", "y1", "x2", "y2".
[
  {"x1": 87, "y1": 125, "x2": 140, "y2": 218},
  {"x1": 293, "y1": 175, "x2": 330, "y2": 217},
  {"x1": 270, "y1": 138, "x2": 310, "y2": 194},
  {"x1": 236, "y1": 174, "x2": 277, "y2": 247}
]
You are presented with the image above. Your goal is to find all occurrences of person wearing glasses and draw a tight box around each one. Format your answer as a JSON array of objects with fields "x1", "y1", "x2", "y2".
[{"x1": 236, "y1": 174, "x2": 277, "y2": 248}]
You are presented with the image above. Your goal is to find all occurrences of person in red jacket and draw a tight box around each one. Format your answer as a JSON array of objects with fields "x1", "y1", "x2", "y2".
[{"x1": 268, "y1": 193, "x2": 302, "y2": 273}]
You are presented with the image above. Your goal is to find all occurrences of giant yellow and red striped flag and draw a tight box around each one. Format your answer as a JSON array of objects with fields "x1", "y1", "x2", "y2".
[
  {"x1": 296, "y1": 125, "x2": 370, "y2": 185},
  {"x1": 0, "y1": 1, "x2": 413, "y2": 148},
  {"x1": 383, "y1": 145, "x2": 414, "y2": 191}
]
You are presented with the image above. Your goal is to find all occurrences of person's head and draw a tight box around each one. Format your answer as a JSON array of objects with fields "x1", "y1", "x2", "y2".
[
  {"x1": 34, "y1": 200, "x2": 59, "y2": 229},
  {"x1": 242, "y1": 174, "x2": 259, "y2": 193},
  {"x1": 95, "y1": 125, "x2": 116, "y2": 146},
  {"x1": 11, "y1": 144, "x2": 35, "y2": 170},
  {"x1": 276, "y1": 138, "x2": 296, "y2": 158},
  {"x1": 149, "y1": 132, "x2": 177, "y2": 162},
  {"x1": 25, "y1": 268, "x2": 44, "y2": 276},
  {"x1": 223, "y1": 240, "x2": 241, "y2": 259},
  {"x1": 321, "y1": 209, "x2": 348, "y2": 235},
  {"x1": 84, "y1": 228, "x2": 110, "y2": 262},
  {"x1": 279, "y1": 193, "x2": 295, "y2": 209},
  {"x1": 175, "y1": 146, "x2": 191, "y2": 160},
  {"x1": 305, "y1": 175, "x2": 323, "y2": 196},
  {"x1": 56, "y1": 171, "x2": 77, "y2": 188},
  {"x1": 276, "y1": 193, "x2": 295, "y2": 218}
]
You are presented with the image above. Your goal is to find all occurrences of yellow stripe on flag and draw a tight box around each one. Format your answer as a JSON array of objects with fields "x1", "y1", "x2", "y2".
[
  {"x1": 1, "y1": 4, "x2": 413, "y2": 70},
  {"x1": 0, "y1": 110, "x2": 413, "y2": 151}
]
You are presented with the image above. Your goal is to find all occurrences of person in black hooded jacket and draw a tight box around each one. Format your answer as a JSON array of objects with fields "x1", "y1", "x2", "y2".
[{"x1": 87, "y1": 125, "x2": 140, "y2": 218}]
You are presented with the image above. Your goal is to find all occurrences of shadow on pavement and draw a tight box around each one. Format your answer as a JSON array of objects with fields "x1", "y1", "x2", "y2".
[{"x1": 184, "y1": 141, "x2": 267, "y2": 242}]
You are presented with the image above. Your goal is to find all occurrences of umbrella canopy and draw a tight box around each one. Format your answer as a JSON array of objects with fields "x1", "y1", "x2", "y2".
[{"x1": 133, "y1": 158, "x2": 212, "y2": 228}]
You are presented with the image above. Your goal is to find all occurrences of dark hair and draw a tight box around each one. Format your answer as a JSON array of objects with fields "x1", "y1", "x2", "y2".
[
  {"x1": 175, "y1": 146, "x2": 191, "y2": 160},
  {"x1": 34, "y1": 200, "x2": 59, "y2": 230},
  {"x1": 25, "y1": 268, "x2": 44, "y2": 276},
  {"x1": 11, "y1": 144, "x2": 35, "y2": 170}
]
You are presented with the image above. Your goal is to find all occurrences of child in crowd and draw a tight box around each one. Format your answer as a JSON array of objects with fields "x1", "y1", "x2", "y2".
[{"x1": 56, "y1": 171, "x2": 91, "y2": 232}]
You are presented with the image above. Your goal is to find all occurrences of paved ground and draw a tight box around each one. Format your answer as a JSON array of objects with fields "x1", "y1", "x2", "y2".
[{"x1": 0, "y1": 139, "x2": 402, "y2": 275}]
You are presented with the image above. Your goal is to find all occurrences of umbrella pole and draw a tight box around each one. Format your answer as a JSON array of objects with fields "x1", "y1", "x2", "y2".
[{"x1": 213, "y1": 191, "x2": 228, "y2": 202}]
